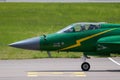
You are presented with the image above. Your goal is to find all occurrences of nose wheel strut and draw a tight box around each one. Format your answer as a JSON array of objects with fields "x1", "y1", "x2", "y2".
[{"x1": 81, "y1": 54, "x2": 90, "y2": 71}]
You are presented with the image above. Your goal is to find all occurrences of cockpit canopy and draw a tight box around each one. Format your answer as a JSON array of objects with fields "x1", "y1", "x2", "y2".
[{"x1": 57, "y1": 22, "x2": 106, "y2": 33}]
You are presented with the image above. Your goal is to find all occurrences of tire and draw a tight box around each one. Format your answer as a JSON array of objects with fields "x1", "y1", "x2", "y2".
[{"x1": 81, "y1": 62, "x2": 90, "y2": 71}]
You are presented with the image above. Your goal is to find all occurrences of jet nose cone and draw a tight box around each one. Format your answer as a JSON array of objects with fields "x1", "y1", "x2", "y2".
[{"x1": 9, "y1": 37, "x2": 40, "y2": 50}]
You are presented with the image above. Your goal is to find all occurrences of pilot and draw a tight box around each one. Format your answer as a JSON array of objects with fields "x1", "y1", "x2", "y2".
[{"x1": 81, "y1": 24, "x2": 85, "y2": 31}]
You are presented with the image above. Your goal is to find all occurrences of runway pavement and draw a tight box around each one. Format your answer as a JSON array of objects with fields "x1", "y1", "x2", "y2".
[
  {"x1": 0, "y1": 57, "x2": 119, "y2": 80},
  {"x1": 0, "y1": 0, "x2": 120, "y2": 2}
]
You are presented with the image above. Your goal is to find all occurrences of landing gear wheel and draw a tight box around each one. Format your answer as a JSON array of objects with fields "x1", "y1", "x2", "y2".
[{"x1": 81, "y1": 62, "x2": 90, "y2": 71}]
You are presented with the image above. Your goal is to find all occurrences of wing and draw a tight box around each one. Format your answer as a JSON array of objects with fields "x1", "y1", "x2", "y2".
[{"x1": 97, "y1": 36, "x2": 120, "y2": 52}]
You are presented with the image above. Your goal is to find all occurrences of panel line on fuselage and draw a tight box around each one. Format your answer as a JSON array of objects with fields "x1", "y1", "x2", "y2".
[{"x1": 60, "y1": 28, "x2": 117, "y2": 51}]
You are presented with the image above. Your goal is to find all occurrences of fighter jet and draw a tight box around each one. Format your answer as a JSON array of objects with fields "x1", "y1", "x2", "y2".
[{"x1": 9, "y1": 22, "x2": 120, "y2": 71}]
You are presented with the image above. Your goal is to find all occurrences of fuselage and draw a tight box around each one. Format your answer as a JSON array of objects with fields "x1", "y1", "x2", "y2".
[{"x1": 9, "y1": 22, "x2": 120, "y2": 54}]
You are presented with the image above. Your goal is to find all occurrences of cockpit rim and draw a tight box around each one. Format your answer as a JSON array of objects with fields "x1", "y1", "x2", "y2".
[{"x1": 57, "y1": 22, "x2": 107, "y2": 33}]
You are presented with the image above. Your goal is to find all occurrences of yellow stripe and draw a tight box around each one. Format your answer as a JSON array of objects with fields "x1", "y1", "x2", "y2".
[
  {"x1": 28, "y1": 72, "x2": 38, "y2": 77},
  {"x1": 60, "y1": 28, "x2": 116, "y2": 50},
  {"x1": 73, "y1": 72, "x2": 86, "y2": 77},
  {"x1": 27, "y1": 71, "x2": 86, "y2": 77}
]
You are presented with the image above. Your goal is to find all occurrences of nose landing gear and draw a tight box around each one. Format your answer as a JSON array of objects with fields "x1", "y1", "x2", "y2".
[
  {"x1": 81, "y1": 62, "x2": 90, "y2": 71},
  {"x1": 81, "y1": 54, "x2": 90, "y2": 71}
]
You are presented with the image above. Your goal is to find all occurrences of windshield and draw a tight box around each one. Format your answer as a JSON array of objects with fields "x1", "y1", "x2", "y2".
[{"x1": 57, "y1": 22, "x2": 103, "y2": 33}]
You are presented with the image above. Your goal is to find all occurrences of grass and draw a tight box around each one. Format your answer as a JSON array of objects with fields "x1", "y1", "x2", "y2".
[{"x1": 0, "y1": 3, "x2": 120, "y2": 59}]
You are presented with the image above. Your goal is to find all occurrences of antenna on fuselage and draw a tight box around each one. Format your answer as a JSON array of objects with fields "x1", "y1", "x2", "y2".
[{"x1": 43, "y1": 34, "x2": 47, "y2": 40}]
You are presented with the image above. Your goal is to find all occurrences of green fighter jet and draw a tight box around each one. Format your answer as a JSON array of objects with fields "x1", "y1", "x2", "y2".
[{"x1": 9, "y1": 22, "x2": 120, "y2": 71}]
